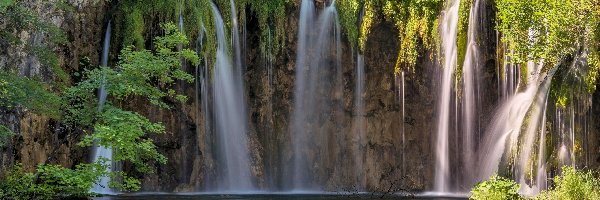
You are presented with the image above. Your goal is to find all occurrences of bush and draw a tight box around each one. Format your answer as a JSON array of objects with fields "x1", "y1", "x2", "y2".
[
  {"x1": 536, "y1": 166, "x2": 600, "y2": 200},
  {"x1": 470, "y1": 175, "x2": 522, "y2": 200},
  {"x1": 0, "y1": 163, "x2": 107, "y2": 200}
]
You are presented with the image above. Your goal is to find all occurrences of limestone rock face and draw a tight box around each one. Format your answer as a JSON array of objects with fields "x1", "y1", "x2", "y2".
[{"x1": 0, "y1": 0, "x2": 108, "y2": 175}]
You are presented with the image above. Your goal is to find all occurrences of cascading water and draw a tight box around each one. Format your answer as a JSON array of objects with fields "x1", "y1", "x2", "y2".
[
  {"x1": 210, "y1": 2, "x2": 254, "y2": 191},
  {"x1": 434, "y1": 0, "x2": 460, "y2": 192},
  {"x1": 91, "y1": 20, "x2": 113, "y2": 194},
  {"x1": 401, "y1": 71, "x2": 406, "y2": 176},
  {"x1": 289, "y1": 0, "x2": 342, "y2": 190},
  {"x1": 477, "y1": 60, "x2": 556, "y2": 195},
  {"x1": 230, "y1": 0, "x2": 243, "y2": 83},
  {"x1": 514, "y1": 61, "x2": 552, "y2": 195},
  {"x1": 195, "y1": 21, "x2": 215, "y2": 190},
  {"x1": 354, "y1": 53, "x2": 365, "y2": 188},
  {"x1": 460, "y1": 0, "x2": 482, "y2": 185},
  {"x1": 354, "y1": 5, "x2": 366, "y2": 188}
]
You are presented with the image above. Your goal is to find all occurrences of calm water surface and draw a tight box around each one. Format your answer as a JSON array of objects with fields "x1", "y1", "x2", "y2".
[{"x1": 94, "y1": 193, "x2": 468, "y2": 200}]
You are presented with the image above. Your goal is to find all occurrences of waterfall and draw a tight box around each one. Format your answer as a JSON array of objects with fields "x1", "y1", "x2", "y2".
[
  {"x1": 230, "y1": 0, "x2": 243, "y2": 82},
  {"x1": 91, "y1": 20, "x2": 113, "y2": 194},
  {"x1": 514, "y1": 61, "x2": 552, "y2": 195},
  {"x1": 210, "y1": 2, "x2": 254, "y2": 191},
  {"x1": 401, "y1": 71, "x2": 406, "y2": 176},
  {"x1": 354, "y1": 4, "x2": 366, "y2": 189},
  {"x1": 195, "y1": 21, "x2": 215, "y2": 190},
  {"x1": 289, "y1": 0, "x2": 342, "y2": 190},
  {"x1": 434, "y1": 0, "x2": 460, "y2": 192},
  {"x1": 460, "y1": 0, "x2": 482, "y2": 185},
  {"x1": 354, "y1": 53, "x2": 365, "y2": 188},
  {"x1": 478, "y1": 61, "x2": 556, "y2": 195}
]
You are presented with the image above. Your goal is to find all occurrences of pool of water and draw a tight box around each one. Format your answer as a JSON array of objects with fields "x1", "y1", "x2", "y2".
[{"x1": 93, "y1": 192, "x2": 468, "y2": 200}]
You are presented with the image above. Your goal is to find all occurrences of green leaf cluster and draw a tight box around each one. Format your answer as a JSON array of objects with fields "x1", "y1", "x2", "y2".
[
  {"x1": 0, "y1": 163, "x2": 108, "y2": 200},
  {"x1": 383, "y1": 0, "x2": 442, "y2": 73},
  {"x1": 471, "y1": 167, "x2": 600, "y2": 200},
  {"x1": 471, "y1": 174, "x2": 522, "y2": 200},
  {"x1": 497, "y1": 0, "x2": 599, "y2": 86},
  {"x1": 336, "y1": 0, "x2": 442, "y2": 72},
  {"x1": 0, "y1": 72, "x2": 62, "y2": 119},
  {"x1": 114, "y1": 0, "x2": 290, "y2": 67},
  {"x1": 79, "y1": 106, "x2": 167, "y2": 173},
  {"x1": 60, "y1": 22, "x2": 196, "y2": 191},
  {"x1": 1, "y1": 22, "x2": 195, "y2": 197},
  {"x1": 536, "y1": 166, "x2": 600, "y2": 200}
]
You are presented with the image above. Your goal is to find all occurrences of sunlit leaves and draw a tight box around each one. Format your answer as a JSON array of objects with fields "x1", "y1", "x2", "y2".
[
  {"x1": 497, "y1": 0, "x2": 596, "y2": 66},
  {"x1": 380, "y1": 0, "x2": 442, "y2": 73},
  {"x1": 536, "y1": 166, "x2": 600, "y2": 200},
  {"x1": 470, "y1": 174, "x2": 522, "y2": 200},
  {"x1": 337, "y1": 0, "x2": 361, "y2": 51}
]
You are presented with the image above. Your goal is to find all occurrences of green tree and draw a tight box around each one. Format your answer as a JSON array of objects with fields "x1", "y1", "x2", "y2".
[
  {"x1": 0, "y1": 22, "x2": 198, "y2": 198},
  {"x1": 66, "y1": 22, "x2": 198, "y2": 191}
]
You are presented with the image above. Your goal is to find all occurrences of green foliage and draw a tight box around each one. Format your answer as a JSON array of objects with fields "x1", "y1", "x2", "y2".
[
  {"x1": 242, "y1": 0, "x2": 289, "y2": 59},
  {"x1": 496, "y1": 0, "x2": 598, "y2": 73},
  {"x1": 115, "y1": 0, "x2": 290, "y2": 67},
  {"x1": 337, "y1": 0, "x2": 361, "y2": 50},
  {"x1": 0, "y1": 125, "x2": 13, "y2": 148},
  {"x1": 337, "y1": 0, "x2": 443, "y2": 72},
  {"x1": 471, "y1": 167, "x2": 600, "y2": 200},
  {"x1": 0, "y1": 163, "x2": 107, "y2": 200},
  {"x1": 62, "y1": 23, "x2": 196, "y2": 191},
  {"x1": 0, "y1": 0, "x2": 14, "y2": 12},
  {"x1": 586, "y1": 7, "x2": 600, "y2": 93},
  {"x1": 79, "y1": 106, "x2": 167, "y2": 173},
  {"x1": 536, "y1": 166, "x2": 600, "y2": 200},
  {"x1": 380, "y1": 0, "x2": 442, "y2": 73},
  {"x1": 470, "y1": 174, "x2": 522, "y2": 200},
  {"x1": 116, "y1": 0, "x2": 212, "y2": 53},
  {"x1": 456, "y1": 0, "x2": 472, "y2": 78},
  {"x1": 65, "y1": 23, "x2": 197, "y2": 124},
  {"x1": 0, "y1": 72, "x2": 62, "y2": 119},
  {"x1": 0, "y1": 1, "x2": 69, "y2": 87}
]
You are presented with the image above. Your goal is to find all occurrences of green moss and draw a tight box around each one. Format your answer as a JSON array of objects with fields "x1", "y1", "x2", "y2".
[
  {"x1": 114, "y1": 0, "x2": 290, "y2": 67},
  {"x1": 336, "y1": 0, "x2": 360, "y2": 51},
  {"x1": 380, "y1": 0, "x2": 443, "y2": 73},
  {"x1": 359, "y1": 1, "x2": 376, "y2": 52},
  {"x1": 456, "y1": 0, "x2": 471, "y2": 80},
  {"x1": 243, "y1": 0, "x2": 290, "y2": 59},
  {"x1": 0, "y1": 125, "x2": 13, "y2": 148}
]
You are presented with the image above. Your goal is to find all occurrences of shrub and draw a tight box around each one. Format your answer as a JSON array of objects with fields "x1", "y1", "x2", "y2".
[
  {"x1": 470, "y1": 175, "x2": 522, "y2": 200},
  {"x1": 536, "y1": 166, "x2": 600, "y2": 200},
  {"x1": 0, "y1": 163, "x2": 107, "y2": 200}
]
